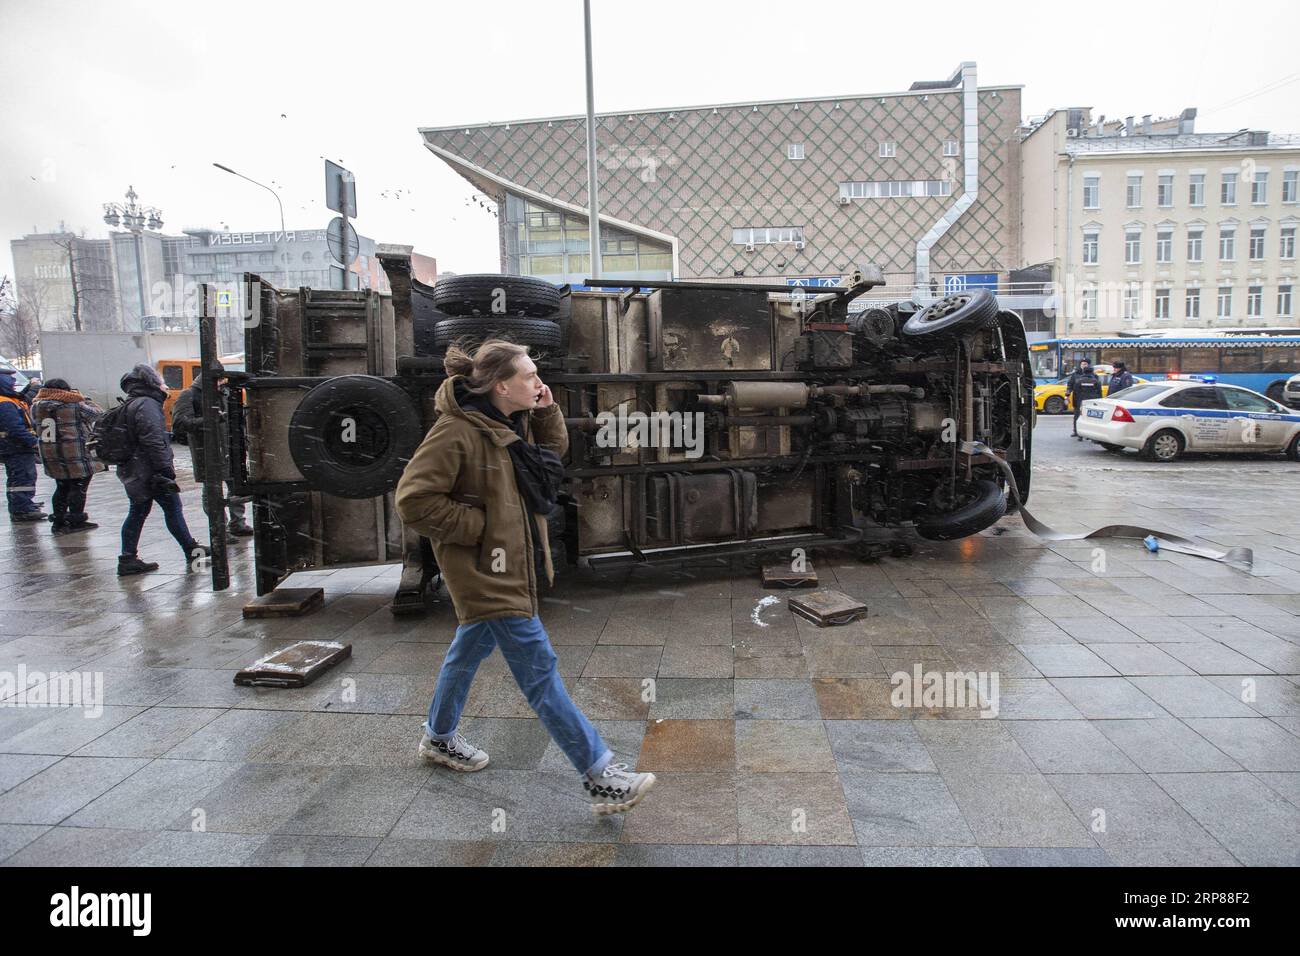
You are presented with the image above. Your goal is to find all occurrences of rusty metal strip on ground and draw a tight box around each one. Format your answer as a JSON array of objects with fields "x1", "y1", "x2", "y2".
[{"x1": 964, "y1": 441, "x2": 1254, "y2": 571}]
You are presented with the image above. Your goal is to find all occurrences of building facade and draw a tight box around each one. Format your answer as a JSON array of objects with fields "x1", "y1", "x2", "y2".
[
  {"x1": 1021, "y1": 108, "x2": 1300, "y2": 335},
  {"x1": 9, "y1": 232, "x2": 118, "y2": 332},
  {"x1": 13, "y1": 225, "x2": 409, "y2": 355},
  {"x1": 421, "y1": 63, "x2": 1024, "y2": 307}
]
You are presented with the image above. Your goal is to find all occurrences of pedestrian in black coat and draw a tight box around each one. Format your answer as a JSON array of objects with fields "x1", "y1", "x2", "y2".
[
  {"x1": 114, "y1": 363, "x2": 209, "y2": 576},
  {"x1": 1067, "y1": 360, "x2": 1103, "y2": 439}
]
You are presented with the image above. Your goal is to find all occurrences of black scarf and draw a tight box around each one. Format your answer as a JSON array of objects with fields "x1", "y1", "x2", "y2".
[{"x1": 457, "y1": 381, "x2": 564, "y2": 581}]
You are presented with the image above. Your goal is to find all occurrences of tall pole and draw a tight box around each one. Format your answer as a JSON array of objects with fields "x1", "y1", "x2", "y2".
[
  {"x1": 583, "y1": 0, "x2": 601, "y2": 279},
  {"x1": 340, "y1": 178, "x2": 351, "y2": 291},
  {"x1": 134, "y1": 231, "x2": 148, "y2": 328}
]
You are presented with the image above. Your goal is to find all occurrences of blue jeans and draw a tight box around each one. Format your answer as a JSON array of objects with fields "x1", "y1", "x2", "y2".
[
  {"x1": 426, "y1": 615, "x2": 613, "y2": 778},
  {"x1": 121, "y1": 490, "x2": 196, "y2": 557},
  {"x1": 2, "y1": 453, "x2": 40, "y2": 515}
]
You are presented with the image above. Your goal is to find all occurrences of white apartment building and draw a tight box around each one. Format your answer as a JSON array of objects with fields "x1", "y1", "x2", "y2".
[{"x1": 1021, "y1": 108, "x2": 1300, "y2": 335}]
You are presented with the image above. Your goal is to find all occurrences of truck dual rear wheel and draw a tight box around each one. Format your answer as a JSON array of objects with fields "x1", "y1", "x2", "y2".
[{"x1": 432, "y1": 274, "x2": 562, "y2": 318}]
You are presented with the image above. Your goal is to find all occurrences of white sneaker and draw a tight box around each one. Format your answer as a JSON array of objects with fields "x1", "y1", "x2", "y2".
[
  {"x1": 583, "y1": 762, "x2": 656, "y2": 815},
  {"x1": 419, "y1": 729, "x2": 489, "y2": 771}
]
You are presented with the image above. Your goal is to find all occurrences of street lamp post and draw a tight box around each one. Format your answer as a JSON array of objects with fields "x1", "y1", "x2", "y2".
[
  {"x1": 583, "y1": 0, "x2": 601, "y2": 279},
  {"x1": 212, "y1": 163, "x2": 286, "y2": 235},
  {"x1": 102, "y1": 186, "x2": 163, "y2": 331}
]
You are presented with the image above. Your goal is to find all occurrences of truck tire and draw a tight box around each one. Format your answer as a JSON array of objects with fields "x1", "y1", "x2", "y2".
[
  {"x1": 915, "y1": 479, "x2": 1007, "y2": 541},
  {"x1": 432, "y1": 316, "x2": 563, "y2": 352},
  {"x1": 432, "y1": 274, "x2": 562, "y2": 318},
  {"x1": 902, "y1": 288, "x2": 999, "y2": 339},
  {"x1": 288, "y1": 375, "x2": 421, "y2": 499}
]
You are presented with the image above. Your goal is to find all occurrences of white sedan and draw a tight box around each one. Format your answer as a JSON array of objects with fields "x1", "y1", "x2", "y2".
[{"x1": 1077, "y1": 379, "x2": 1300, "y2": 462}]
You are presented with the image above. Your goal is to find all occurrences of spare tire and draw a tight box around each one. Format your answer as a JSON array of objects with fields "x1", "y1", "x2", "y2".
[
  {"x1": 903, "y1": 288, "x2": 999, "y2": 338},
  {"x1": 432, "y1": 274, "x2": 562, "y2": 318},
  {"x1": 288, "y1": 375, "x2": 421, "y2": 499},
  {"x1": 432, "y1": 316, "x2": 563, "y2": 352},
  {"x1": 915, "y1": 479, "x2": 1007, "y2": 541}
]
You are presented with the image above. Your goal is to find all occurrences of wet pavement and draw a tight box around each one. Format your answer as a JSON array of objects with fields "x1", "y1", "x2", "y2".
[{"x1": 2, "y1": 413, "x2": 1298, "y2": 867}]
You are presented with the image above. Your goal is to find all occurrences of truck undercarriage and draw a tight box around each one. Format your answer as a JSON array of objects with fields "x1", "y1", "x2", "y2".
[{"x1": 197, "y1": 252, "x2": 1034, "y2": 611}]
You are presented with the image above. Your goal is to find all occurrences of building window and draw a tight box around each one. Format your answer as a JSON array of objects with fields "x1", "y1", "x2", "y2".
[
  {"x1": 1281, "y1": 226, "x2": 1296, "y2": 259},
  {"x1": 1251, "y1": 172, "x2": 1268, "y2": 204},
  {"x1": 1249, "y1": 227, "x2": 1266, "y2": 260},
  {"x1": 1154, "y1": 288, "x2": 1171, "y2": 320},
  {"x1": 1186, "y1": 288, "x2": 1201, "y2": 319},
  {"x1": 1126, "y1": 174, "x2": 1143, "y2": 208},
  {"x1": 1247, "y1": 285, "x2": 1263, "y2": 317},
  {"x1": 839, "y1": 180, "x2": 951, "y2": 199},
  {"x1": 1189, "y1": 173, "x2": 1206, "y2": 206},
  {"x1": 1218, "y1": 286, "x2": 1233, "y2": 319},
  {"x1": 732, "y1": 227, "x2": 804, "y2": 245},
  {"x1": 1284, "y1": 170, "x2": 1298, "y2": 204},
  {"x1": 1125, "y1": 230, "x2": 1142, "y2": 264},
  {"x1": 1221, "y1": 172, "x2": 1237, "y2": 205},
  {"x1": 787, "y1": 143, "x2": 805, "y2": 160},
  {"x1": 1083, "y1": 175, "x2": 1100, "y2": 210},
  {"x1": 1082, "y1": 231, "x2": 1099, "y2": 264},
  {"x1": 878, "y1": 141, "x2": 896, "y2": 158},
  {"x1": 1124, "y1": 283, "x2": 1142, "y2": 321},
  {"x1": 1280, "y1": 285, "x2": 1294, "y2": 316},
  {"x1": 943, "y1": 140, "x2": 959, "y2": 156},
  {"x1": 1156, "y1": 230, "x2": 1173, "y2": 263},
  {"x1": 1187, "y1": 229, "x2": 1204, "y2": 262},
  {"x1": 1219, "y1": 227, "x2": 1236, "y2": 261},
  {"x1": 1157, "y1": 174, "x2": 1174, "y2": 207},
  {"x1": 1081, "y1": 288, "x2": 1097, "y2": 323}
]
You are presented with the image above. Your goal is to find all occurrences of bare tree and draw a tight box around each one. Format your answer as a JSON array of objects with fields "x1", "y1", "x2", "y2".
[{"x1": 1, "y1": 276, "x2": 43, "y2": 364}]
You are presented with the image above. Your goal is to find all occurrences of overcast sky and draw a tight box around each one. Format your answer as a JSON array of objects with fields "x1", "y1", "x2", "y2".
[{"x1": 2, "y1": 0, "x2": 1299, "y2": 285}]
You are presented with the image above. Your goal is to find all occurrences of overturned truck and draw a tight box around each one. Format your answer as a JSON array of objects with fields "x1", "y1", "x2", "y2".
[{"x1": 198, "y1": 249, "x2": 1034, "y2": 612}]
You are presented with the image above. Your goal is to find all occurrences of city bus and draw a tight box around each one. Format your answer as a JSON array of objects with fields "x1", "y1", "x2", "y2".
[{"x1": 1030, "y1": 334, "x2": 1300, "y2": 404}]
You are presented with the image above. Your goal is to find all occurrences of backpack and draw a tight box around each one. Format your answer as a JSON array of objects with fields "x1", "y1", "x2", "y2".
[{"x1": 90, "y1": 397, "x2": 140, "y2": 465}]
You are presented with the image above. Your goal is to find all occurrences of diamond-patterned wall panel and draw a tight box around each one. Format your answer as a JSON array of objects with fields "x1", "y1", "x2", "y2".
[{"x1": 425, "y1": 86, "x2": 1020, "y2": 282}]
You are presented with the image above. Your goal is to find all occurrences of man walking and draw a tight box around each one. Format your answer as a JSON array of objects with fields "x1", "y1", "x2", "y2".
[
  {"x1": 114, "y1": 364, "x2": 210, "y2": 575},
  {"x1": 31, "y1": 377, "x2": 105, "y2": 535},
  {"x1": 0, "y1": 365, "x2": 45, "y2": 522},
  {"x1": 1067, "y1": 359, "x2": 1104, "y2": 440},
  {"x1": 396, "y1": 339, "x2": 656, "y2": 816}
]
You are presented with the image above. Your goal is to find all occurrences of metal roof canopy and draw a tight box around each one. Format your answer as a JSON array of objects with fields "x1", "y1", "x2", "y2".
[{"x1": 1049, "y1": 337, "x2": 1300, "y2": 347}]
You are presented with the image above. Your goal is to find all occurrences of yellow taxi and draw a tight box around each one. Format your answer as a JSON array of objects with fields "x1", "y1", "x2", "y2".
[{"x1": 1034, "y1": 364, "x2": 1147, "y2": 414}]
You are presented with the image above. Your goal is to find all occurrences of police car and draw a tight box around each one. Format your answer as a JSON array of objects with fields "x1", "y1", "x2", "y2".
[{"x1": 1076, "y1": 376, "x2": 1300, "y2": 462}]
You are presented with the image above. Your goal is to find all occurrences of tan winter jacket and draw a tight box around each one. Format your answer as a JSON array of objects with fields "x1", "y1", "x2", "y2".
[{"x1": 395, "y1": 375, "x2": 568, "y2": 625}]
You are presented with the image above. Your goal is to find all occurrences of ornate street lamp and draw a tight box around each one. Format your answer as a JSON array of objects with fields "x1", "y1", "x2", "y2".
[{"x1": 102, "y1": 186, "x2": 163, "y2": 330}]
